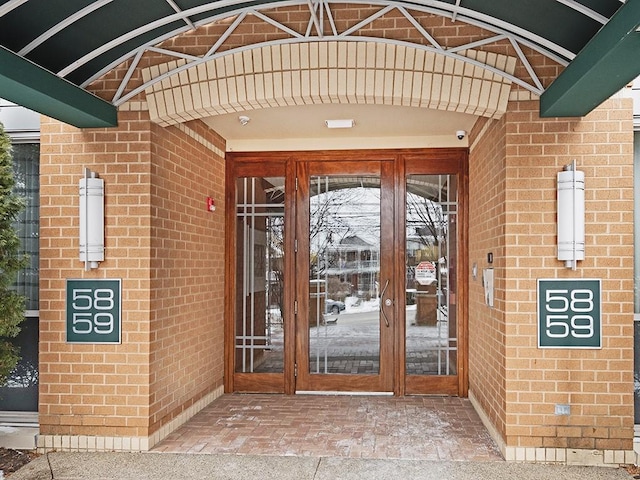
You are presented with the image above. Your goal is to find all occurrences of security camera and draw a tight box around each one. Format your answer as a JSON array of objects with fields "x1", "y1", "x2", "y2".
[{"x1": 456, "y1": 130, "x2": 466, "y2": 140}]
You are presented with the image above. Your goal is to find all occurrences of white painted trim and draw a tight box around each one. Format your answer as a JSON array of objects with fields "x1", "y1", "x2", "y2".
[
  {"x1": 112, "y1": 3, "x2": 552, "y2": 107},
  {"x1": 81, "y1": 0, "x2": 570, "y2": 100},
  {"x1": 18, "y1": 0, "x2": 115, "y2": 56}
]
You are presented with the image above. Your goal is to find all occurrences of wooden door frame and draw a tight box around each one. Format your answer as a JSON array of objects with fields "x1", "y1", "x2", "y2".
[
  {"x1": 224, "y1": 156, "x2": 294, "y2": 394},
  {"x1": 225, "y1": 148, "x2": 468, "y2": 397},
  {"x1": 401, "y1": 150, "x2": 469, "y2": 396},
  {"x1": 294, "y1": 158, "x2": 395, "y2": 393}
]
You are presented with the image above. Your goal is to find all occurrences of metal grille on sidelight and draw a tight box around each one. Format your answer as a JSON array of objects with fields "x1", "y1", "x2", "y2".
[
  {"x1": 405, "y1": 174, "x2": 458, "y2": 376},
  {"x1": 235, "y1": 177, "x2": 285, "y2": 373}
]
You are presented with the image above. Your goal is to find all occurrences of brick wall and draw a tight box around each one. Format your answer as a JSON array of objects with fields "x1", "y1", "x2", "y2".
[
  {"x1": 148, "y1": 119, "x2": 226, "y2": 433},
  {"x1": 469, "y1": 97, "x2": 635, "y2": 459},
  {"x1": 39, "y1": 110, "x2": 226, "y2": 448},
  {"x1": 468, "y1": 114, "x2": 508, "y2": 441}
]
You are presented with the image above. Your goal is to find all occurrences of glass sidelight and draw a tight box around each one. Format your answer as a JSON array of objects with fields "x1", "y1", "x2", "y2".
[
  {"x1": 405, "y1": 174, "x2": 458, "y2": 376},
  {"x1": 235, "y1": 176, "x2": 285, "y2": 374}
]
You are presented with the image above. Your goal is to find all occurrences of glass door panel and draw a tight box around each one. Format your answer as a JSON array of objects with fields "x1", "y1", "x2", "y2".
[
  {"x1": 308, "y1": 175, "x2": 381, "y2": 376},
  {"x1": 405, "y1": 174, "x2": 458, "y2": 377},
  {"x1": 235, "y1": 176, "x2": 285, "y2": 374},
  {"x1": 296, "y1": 160, "x2": 394, "y2": 393}
]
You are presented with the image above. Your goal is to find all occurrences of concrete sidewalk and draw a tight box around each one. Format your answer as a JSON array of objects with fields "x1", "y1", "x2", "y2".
[{"x1": 10, "y1": 452, "x2": 633, "y2": 479}]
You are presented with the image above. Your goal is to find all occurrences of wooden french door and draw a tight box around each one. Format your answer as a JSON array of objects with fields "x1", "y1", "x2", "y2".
[{"x1": 225, "y1": 150, "x2": 467, "y2": 396}]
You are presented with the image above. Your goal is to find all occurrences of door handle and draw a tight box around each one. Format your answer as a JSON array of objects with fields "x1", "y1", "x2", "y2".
[{"x1": 380, "y1": 279, "x2": 391, "y2": 327}]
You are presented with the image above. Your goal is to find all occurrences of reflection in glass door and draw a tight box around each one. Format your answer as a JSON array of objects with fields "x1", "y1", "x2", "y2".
[
  {"x1": 405, "y1": 174, "x2": 458, "y2": 392},
  {"x1": 296, "y1": 161, "x2": 394, "y2": 393},
  {"x1": 308, "y1": 175, "x2": 382, "y2": 376}
]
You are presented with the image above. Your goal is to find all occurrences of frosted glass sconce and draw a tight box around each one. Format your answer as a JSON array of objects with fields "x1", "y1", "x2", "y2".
[
  {"x1": 79, "y1": 168, "x2": 104, "y2": 270},
  {"x1": 557, "y1": 161, "x2": 584, "y2": 270}
]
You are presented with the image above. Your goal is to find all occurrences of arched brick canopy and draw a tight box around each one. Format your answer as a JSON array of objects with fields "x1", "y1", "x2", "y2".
[{"x1": 143, "y1": 42, "x2": 517, "y2": 126}]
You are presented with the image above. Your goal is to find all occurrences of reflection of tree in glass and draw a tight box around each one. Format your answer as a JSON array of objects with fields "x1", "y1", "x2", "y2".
[
  {"x1": 310, "y1": 183, "x2": 375, "y2": 278},
  {"x1": 4, "y1": 359, "x2": 38, "y2": 387},
  {"x1": 11, "y1": 144, "x2": 40, "y2": 312},
  {"x1": 407, "y1": 192, "x2": 448, "y2": 259}
]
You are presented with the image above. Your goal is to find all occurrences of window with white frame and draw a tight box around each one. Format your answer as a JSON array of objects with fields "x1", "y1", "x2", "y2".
[{"x1": 0, "y1": 101, "x2": 40, "y2": 413}]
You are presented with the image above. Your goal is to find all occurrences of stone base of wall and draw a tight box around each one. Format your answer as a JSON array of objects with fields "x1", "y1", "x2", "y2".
[
  {"x1": 36, "y1": 385, "x2": 224, "y2": 453},
  {"x1": 469, "y1": 390, "x2": 637, "y2": 468}
]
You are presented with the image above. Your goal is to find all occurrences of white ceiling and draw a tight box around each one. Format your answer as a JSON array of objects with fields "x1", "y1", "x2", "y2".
[{"x1": 203, "y1": 103, "x2": 478, "y2": 151}]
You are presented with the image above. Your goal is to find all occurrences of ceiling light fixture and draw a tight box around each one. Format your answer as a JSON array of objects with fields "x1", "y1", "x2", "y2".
[
  {"x1": 325, "y1": 119, "x2": 354, "y2": 129},
  {"x1": 239, "y1": 115, "x2": 250, "y2": 126}
]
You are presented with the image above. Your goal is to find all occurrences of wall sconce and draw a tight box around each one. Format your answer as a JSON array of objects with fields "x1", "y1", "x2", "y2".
[
  {"x1": 557, "y1": 160, "x2": 584, "y2": 270},
  {"x1": 79, "y1": 168, "x2": 104, "y2": 270}
]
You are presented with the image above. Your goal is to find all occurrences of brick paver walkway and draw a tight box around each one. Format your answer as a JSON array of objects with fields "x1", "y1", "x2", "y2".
[{"x1": 153, "y1": 394, "x2": 502, "y2": 461}]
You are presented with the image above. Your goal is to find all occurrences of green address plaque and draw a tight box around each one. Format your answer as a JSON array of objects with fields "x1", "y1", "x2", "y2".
[
  {"x1": 537, "y1": 279, "x2": 601, "y2": 349},
  {"x1": 66, "y1": 279, "x2": 121, "y2": 344}
]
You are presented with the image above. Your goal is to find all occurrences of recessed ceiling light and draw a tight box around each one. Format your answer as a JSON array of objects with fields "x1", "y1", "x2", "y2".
[{"x1": 325, "y1": 119, "x2": 355, "y2": 129}]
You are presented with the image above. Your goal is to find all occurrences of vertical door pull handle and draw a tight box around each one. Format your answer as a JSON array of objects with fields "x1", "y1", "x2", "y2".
[{"x1": 380, "y1": 279, "x2": 391, "y2": 327}]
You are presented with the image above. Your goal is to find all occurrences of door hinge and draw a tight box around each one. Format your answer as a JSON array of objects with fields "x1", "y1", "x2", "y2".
[
  {"x1": 295, "y1": 177, "x2": 298, "y2": 191},
  {"x1": 294, "y1": 363, "x2": 298, "y2": 377},
  {"x1": 294, "y1": 300, "x2": 298, "y2": 315},
  {"x1": 294, "y1": 238, "x2": 298, "y2": 253}
]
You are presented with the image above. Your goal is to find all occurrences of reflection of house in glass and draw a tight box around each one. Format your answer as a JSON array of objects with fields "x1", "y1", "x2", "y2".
[
  {"x1": 406, "y1": 233, "x2": 427, "y2": 290},
  {"x1": 324, "y1": 235, "x2": 379, "y2": 300}
]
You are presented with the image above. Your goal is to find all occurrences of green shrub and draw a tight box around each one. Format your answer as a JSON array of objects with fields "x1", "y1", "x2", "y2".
[{"x1": 0, "y1": 122, "x2": 28, "y2": 386}]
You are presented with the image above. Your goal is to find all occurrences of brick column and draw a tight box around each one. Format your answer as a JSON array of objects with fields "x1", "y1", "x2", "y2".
[
  {"x1": 38, "y1": 110, "x2": 226, "y2": 451},
  {"x1": 469, "y1": 97, "x2": 635, "y2": 466}
]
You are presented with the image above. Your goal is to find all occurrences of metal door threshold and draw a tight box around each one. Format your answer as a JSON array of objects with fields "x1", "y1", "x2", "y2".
[{"x1": 296, "y1": 391, "x2": 393, "y2": 396}]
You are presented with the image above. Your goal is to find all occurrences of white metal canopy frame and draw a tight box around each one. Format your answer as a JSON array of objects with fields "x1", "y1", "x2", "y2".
[
  {"x1": 113, "y1": 1, "x2": 549, "y2": 108},
  {"x1": 0, "y1": 0, "x2": 636, "y2": 127}
]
